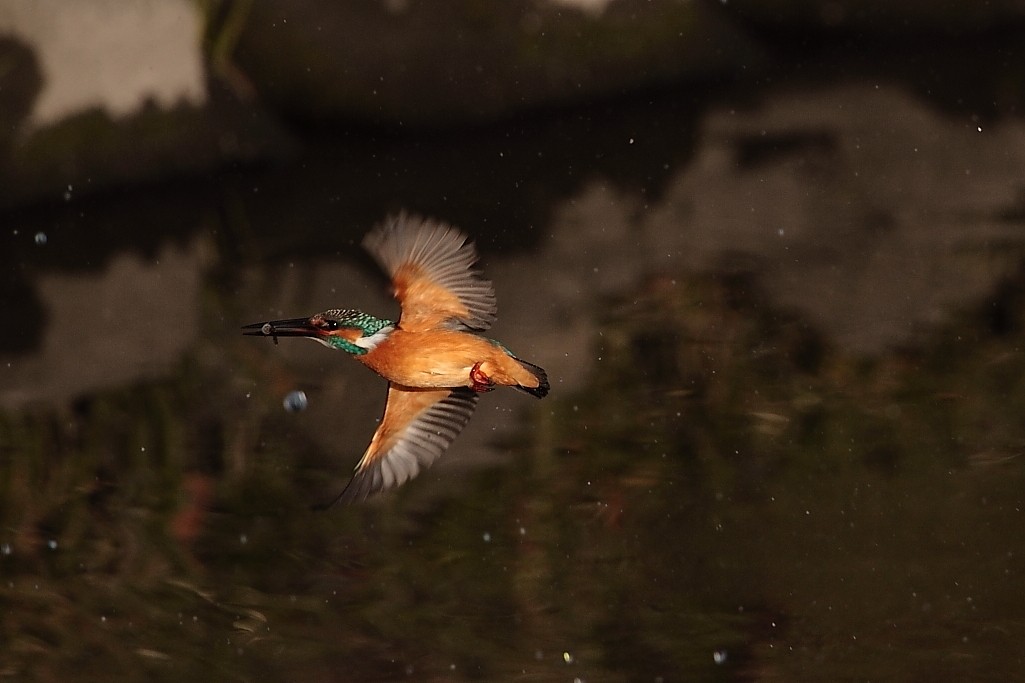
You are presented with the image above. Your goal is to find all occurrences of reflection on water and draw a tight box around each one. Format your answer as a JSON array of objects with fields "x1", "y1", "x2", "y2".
[{"x1": 3, "y1": 81, "x2": 1025, "y2": 680}]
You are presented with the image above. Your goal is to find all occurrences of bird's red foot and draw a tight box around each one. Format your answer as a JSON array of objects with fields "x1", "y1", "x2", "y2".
[{"x1": 470, "y1": 361, "x2": 495, "y2": 392}]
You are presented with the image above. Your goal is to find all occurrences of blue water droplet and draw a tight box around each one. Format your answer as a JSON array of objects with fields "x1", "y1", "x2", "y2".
[{"x1": 283, "y1": 390, "x2": 308, "y2": 412}]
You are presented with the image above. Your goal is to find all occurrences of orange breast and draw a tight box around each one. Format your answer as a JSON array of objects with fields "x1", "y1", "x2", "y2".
[{"x1": 359, "y1": 328, "x2": 497, "y2": 388}]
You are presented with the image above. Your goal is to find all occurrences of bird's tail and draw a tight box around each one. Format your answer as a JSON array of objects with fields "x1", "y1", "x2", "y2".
[{"x1": 511, "y1": 356, "x2": 550, "y2": 398}]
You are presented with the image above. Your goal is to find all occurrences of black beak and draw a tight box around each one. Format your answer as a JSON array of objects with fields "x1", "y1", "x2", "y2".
[{"x1": 242, "y1": 318, "x2": 317, "y2": 345}]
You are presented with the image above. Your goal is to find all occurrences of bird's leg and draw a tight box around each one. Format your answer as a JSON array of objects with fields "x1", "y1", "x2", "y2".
[{"x1": 470, "y1": 361, "x2": 495, "y2": 392}]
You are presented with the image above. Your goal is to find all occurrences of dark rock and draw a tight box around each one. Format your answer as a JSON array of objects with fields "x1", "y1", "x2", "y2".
[{"x1": 231, "y1": 0, "x2": 762, "y2": 126}]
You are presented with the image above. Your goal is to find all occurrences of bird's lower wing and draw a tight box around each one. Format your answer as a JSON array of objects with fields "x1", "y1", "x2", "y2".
[{"x1": 317, "y1": 384, "x2": 479, "y2": 507}]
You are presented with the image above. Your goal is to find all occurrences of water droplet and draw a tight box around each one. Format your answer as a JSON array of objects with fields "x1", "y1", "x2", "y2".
[
  {"x1": 34, "y1": 232, "x2": 47, "y2": 246},
  {"x1": 283, "y1": 390, "x2": 308, "y2": 412}
]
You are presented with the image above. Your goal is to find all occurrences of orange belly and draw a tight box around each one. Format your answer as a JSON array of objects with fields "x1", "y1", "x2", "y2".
[{"x1": 358, "y1": 328, "x2": 526, "y2": 389}]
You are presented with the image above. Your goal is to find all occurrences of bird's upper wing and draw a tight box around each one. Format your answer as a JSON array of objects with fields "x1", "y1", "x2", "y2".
[
  {"x1": 362, "y1": 213, "x2": 497, "y2": 332},
  {"x1": 321, "y1": 384, "x2": 479, "y2": 506}
]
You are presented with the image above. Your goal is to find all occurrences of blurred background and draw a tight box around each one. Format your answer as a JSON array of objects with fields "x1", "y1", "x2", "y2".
[{"x1": 3, "y1": 1, "x2": 1025, "y2": 680}]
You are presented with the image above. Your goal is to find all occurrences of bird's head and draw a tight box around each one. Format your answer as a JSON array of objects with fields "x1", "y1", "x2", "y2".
[{"x1": 242, "y1": 308, "x2": 395, "y2": 355}]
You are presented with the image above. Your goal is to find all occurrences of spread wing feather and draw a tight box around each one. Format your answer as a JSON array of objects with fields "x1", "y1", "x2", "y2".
[
  {"x1": 362, "y1": 213, "x2": 497, "y2": 332},
  {"x1": 322, "y1": 385, "x2": 479, "y2": 506}
]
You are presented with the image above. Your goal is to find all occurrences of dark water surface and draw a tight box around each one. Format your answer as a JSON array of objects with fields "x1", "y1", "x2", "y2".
[{"x1": 4, "y1": 73, "x2": 1025, "y2": 681}]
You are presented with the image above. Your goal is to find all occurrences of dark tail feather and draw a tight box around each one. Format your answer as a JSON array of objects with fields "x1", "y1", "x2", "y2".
[{"x1": 513, "y1": 357, "x2": 550, "y2": 398}]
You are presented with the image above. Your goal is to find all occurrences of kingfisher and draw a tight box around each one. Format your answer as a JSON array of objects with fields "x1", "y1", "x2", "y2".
[{"x1": 243, "y1": 214, "x2": 549, "y2": 506}]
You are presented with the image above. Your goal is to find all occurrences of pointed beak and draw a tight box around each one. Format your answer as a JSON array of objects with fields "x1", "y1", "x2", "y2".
[{"x1": 241, "y1": 318, "x2": 317, "y2": 344}]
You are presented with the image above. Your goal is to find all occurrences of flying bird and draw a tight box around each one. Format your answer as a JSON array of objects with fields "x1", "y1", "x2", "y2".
[{"x1": 243, "y1": 214, "x2": 549, "y2": 506}]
